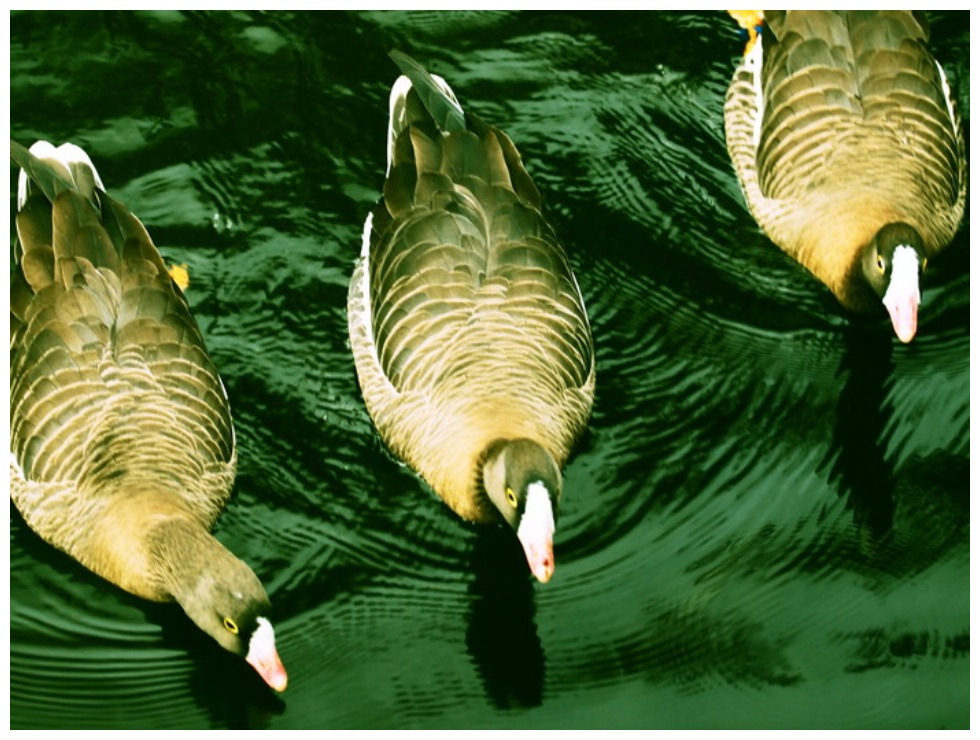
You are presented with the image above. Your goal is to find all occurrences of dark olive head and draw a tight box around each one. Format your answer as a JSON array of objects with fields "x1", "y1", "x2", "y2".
[
  {"x1": 482, "y1": 438, "x2": 562, "y2": 583},
  {"x1": 174, "y1": 540, "x2": 288, "y2": 692},
  {"x1": 482, "y1": 438, "x2": 561, "y2": 527}
]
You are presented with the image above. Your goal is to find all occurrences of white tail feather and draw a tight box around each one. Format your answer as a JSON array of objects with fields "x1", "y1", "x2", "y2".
[{"x1": 17, "y1": 140, "x2": 105, "y2": 210}]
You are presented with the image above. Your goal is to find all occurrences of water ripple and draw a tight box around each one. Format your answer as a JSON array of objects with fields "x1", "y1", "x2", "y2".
[{"x1": 10, "y1": 9, "x2": 969, "y2": 730}]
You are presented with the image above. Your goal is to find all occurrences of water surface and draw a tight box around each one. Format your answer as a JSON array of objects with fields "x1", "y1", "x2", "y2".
[{"x1": 9, "y1": 10, "x2": 970, "y2": 730}]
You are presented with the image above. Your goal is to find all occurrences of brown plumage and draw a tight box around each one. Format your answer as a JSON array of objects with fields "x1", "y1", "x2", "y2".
[
  {"x1": 724, "y1": 10, "x2": 966, "y2": 342},
  {"x1": 348, "y1": 52, "x2": 595, "y2": 583},
  {"x1": 9, "y1": 140, "x2": 286, "y2": 691}
]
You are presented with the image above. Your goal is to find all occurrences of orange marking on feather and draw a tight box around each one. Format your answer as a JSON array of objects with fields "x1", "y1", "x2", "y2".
[
  {"x1": 168, "y1": 263, "x2": 190, "y2": 291},
  {"x1": 727, "y1": 10, "x2": 764, "y2": 55}
]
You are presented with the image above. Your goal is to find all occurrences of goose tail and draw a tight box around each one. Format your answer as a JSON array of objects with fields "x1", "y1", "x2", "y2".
[
  {"x1": 385, "y1": 50, "x2": 466, "y2": 173},
  {"x1": 10, "y1": 139, "x2": 125, "y2": 305},
  {"x1": 11, "y1": 139, "x2": 104, "y2": 212}
]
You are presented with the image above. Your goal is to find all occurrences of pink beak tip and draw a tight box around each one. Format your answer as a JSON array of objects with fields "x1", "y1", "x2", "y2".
[
  {"x1": 535, "y1": 560, "x2": 554, "y2": 583},
  {"x1": 885, "y1": 295, "x2": 919, "y2": 344},
  {"x1": 890, "y1": 307, "x2": 918, "y2": 343},
  {"x1": 247, "y1": 653, "x2": 289, "y2": 692},
  {"x1": 524, "y1": 545, "x2": 555, "y2": 583}
]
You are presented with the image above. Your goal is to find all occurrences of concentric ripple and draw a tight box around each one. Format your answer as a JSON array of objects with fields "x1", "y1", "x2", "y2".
[{"x1": 9, "y1": 9, "x2": 969, "y2": 730}]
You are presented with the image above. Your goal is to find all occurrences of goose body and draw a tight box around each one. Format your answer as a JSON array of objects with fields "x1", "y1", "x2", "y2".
[
  {"x1": 724, "y1": 10, "x2": 966, "y2": 342},
  {"x1": 348, "y1": 52, "x2": 595, "y2": 582},
  {"x1": 9, "y1": 141, "x2": 286, "y2": 692}
]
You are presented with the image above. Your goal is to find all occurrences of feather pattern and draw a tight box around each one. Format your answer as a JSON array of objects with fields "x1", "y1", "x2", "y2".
[
  {"x1": 724, "y1": 10, "x2": 966, "y2": 314},
  {"x1": 9, "y1": 140, "x2": 285, "y2": 690},
  {"x1": 348, "y1": 53, "x2": 595, "y2": 525}
]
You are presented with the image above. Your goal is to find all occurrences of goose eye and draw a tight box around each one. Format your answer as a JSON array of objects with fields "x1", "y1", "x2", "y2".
[
  {"x1": 876, "y1": 255, "x2": 886, "y2": 274},
  {"x1": 223, "y1": 617, "x2": 239, "y2": 634},
  {"x1": 505, "y1": 486, "x2": 518, "y2": 508}
]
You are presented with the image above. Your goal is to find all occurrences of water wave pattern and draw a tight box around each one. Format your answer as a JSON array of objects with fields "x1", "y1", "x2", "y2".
[{"x1": 9, "y1": 10, "x2": 968, "y2": 730}]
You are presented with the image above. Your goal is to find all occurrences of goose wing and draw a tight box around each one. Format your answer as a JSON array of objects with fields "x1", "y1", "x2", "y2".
[
  {"x1": 10, "y1": 141, "x2": 235, "y2": 548},
  {"x1": 725, "y1": 11, "x2": 965, "y2": 257},
  {"x1": 349, "y1": 58, "x2": 593, "y2": 413},
  {"x1": 347, "y1": 56, "x2": 595, "y2": 517}
]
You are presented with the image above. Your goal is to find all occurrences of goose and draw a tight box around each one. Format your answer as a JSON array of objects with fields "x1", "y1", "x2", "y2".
[
  {"x1": 724, "y1": 10, "x2": 966, "y2": 342},
  {"x1": 348, "y1": 52, "x2": 595, "y2": 583},
  {"x1": 9, "y1": 140, "x2": 287, "y2": 692}
]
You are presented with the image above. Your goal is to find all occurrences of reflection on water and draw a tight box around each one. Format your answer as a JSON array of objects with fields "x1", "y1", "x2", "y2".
[
  {"x1": 467, "y1": 528, "x2": 545, "y2": 710},
  {"x1": 830, "y1": 325, "x2": 896, "y2": 537},
  {"x1": 9, "y1": 9, "x2": 969, "y2": 730}
]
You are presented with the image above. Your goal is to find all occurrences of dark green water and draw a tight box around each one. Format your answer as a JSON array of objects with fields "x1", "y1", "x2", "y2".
[{"x1": 9, "y1": 10, "x2": 970, "y2": 730}]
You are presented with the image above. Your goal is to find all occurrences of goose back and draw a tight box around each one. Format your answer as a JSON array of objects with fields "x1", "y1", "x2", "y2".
[
  {"x1": 348, "y1": 54, "x2": 595, "y2": 523},
  {"x1": 10, "y1": 140, "x2": 287, "y2": 691},
  {"x1": 724, "y1": 10, "x2": 966, "y2": 313},
  {"x1": 10, "y1": 141, "x2": 237, "y2": 598}
]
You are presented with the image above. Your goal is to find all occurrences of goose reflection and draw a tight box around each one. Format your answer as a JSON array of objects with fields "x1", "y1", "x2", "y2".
[
  {"x1": 827, "y1": 323, "x2": 895, "y2": 538},
  {"x1": 465, "y1": 526, "x2": 545, "y2": 709}
]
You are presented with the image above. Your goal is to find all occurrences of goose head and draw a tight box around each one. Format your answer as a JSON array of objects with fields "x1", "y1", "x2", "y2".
[
  {"x1": 161, "y1": 524, "x2": 289, "y2": 692},
  {"x1": 482, "y1": 438, "x2": 562, "y2": 583},
  {"x1": 861, "y1": 223, "x2": 926, "y2": 343}
]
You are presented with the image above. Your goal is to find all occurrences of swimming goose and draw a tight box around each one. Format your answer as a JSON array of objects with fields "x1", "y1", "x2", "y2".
[
  {"x1": 9, "y1": 140, "x2": 287, "y2": 692},
  {"x1": 724, "y1": 10, "x2": 966, "y2": 342},
  {"x1": 348, "y1": 52, "x2": 595, "y2": 583}
]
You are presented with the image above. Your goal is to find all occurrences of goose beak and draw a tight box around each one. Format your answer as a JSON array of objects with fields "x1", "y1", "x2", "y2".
[
  {"x1": 246, "y1": 617, "x2": 288, "y2": 692},
  {"x1": 884, "y1": 291, "x2": 919, "y2": 343},
  {"x1": 517, "y1": 483, "x2": 556, "y2": 583},
  {"x1": 882, "y1": 246, "x2": 921, "y2": 343},
  {"x1": 518, "y1": 531, "x2": 554, "y2": 583}
]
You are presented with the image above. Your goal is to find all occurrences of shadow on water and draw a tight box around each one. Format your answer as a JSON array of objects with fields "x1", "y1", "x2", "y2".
[
  {"x1": 826, "y1": 323, "x2": 895, "y2": 538},
  {"x1": 465, "y1": 526, "x2": 545, "y2": 710},
  {"x1": 145, "y1": 603, "x2": 287, "y2": 729}
]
